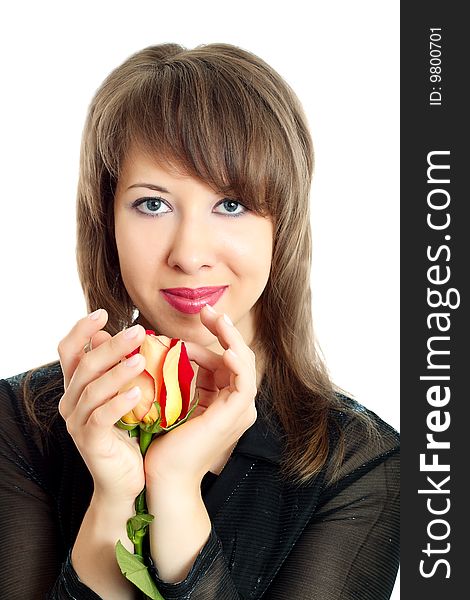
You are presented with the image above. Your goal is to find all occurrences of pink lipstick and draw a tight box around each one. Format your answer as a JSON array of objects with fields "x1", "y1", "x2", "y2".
[{"x1": 161, "y1": 286, "x2": 228, "y2": 314}]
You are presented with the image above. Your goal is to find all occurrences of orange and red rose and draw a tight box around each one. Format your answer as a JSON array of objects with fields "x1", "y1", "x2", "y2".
[{"x1": 118, "y1": 330, "x2": 195, "y2": 430}]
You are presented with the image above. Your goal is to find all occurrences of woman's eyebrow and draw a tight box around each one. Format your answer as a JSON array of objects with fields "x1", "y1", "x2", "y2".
[{"x1": 127, "y1": 183, "x2": 170, "y2": 193}]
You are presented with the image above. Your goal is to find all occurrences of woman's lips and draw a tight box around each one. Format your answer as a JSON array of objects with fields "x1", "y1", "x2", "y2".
[{"x1": 160, "y1": 286, "x2": 228, "y2": 314}]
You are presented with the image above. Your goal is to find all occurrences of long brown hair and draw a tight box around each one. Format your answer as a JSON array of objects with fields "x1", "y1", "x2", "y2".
[{"x1": 25, "y1": 43, "x2": 377, "y2": 483}]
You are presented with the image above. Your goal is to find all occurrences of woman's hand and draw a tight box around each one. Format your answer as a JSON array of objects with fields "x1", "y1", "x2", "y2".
[
  {"x1": 144, "y1": 304, "x2": 258, "y2": 486},
  {"x1": 57, "y1": 309, "x2": 149, "y2": 504}
]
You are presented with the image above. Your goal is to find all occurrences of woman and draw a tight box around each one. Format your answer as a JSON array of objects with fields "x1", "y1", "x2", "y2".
[{"x1": 0, "y1": 43, "x2": 399, "y2": 599}]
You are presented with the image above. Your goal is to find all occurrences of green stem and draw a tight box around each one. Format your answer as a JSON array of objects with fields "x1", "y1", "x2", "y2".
[
  {"x1": 139, "y1": 429, "x2": 153, "y2": 455},
  {"x1": 134, "y1": 530, "x2": 145, "y2": 558},
  {"x1": 133, "y1": 430, "x2": 153, "y2": 559}
]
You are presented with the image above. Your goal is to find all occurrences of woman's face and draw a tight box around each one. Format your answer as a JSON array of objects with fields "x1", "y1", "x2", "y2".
[{"x1": 114, "y1": 146, "x2": 273, "y2": 354}]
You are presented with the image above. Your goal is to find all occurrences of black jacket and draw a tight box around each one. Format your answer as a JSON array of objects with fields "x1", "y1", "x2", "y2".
[{"x1": 0, "y1": 363, "x2": 399, "y2": 599}]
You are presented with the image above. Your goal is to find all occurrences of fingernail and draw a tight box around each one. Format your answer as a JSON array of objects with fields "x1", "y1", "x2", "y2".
[
  {"x1": 227, "y1": 348, "x2": 237, "y2": 358},
  {"x1": 125, "y1": 354, "x2": 141, "y2": 367},
  {"x1": 223, "y1": 313, "x2": 233, "y2": 326},
  {"x1": 123, "y1": 325, "x2": 140, "y2": 339},
  {"x1": 125, "y1": 386, "x2": 140, "y2": 399},
  {"x1": 88, "y1": 309, "x2": 102, "y2": 320},
  {"x1": 205, "y1": 304, "x2": 216, "y2": 314}
]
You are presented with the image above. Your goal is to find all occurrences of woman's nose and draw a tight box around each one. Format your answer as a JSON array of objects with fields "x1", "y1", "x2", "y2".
[{"x1": 166, "y1": 218, "x2": 216, "y2": 274}]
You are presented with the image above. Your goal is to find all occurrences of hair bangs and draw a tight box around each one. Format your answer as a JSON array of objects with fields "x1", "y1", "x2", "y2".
[{"x1": 96, "y1": 55, "x2": 297, "y2": 217}]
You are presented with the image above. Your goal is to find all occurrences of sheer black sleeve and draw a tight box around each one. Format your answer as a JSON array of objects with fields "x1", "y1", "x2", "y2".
[
  {"x1": 261, "y1": 408, "x2": 400, "y2": 600},
  {"x1": 263, "y1": 450, "x2": 399, "y2": 599},
  {"x1": 0, "y1": 376, "x2": 101, "y2": 599},
  {"x1": 148, "y1": 526, "x2": 240, "y2": 599},
  {"x1": 0, "y1": 377, "x2": 63, "y2": 597}
]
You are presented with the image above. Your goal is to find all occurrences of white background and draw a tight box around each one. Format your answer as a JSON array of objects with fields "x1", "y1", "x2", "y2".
[{"x1": 0, "y1": 1, "x2": 399, "y2": 596}]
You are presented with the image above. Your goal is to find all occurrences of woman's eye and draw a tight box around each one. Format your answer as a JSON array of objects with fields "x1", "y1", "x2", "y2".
[
  {"x1": 132, "y1": 197, "x2": 171, "y2": 216},
  {"x1": 131, "y1": 196, "x2": 247, "y2": 218},
  {"x1": 214, "y1": 199, "x2": 247, "y2": 217}
]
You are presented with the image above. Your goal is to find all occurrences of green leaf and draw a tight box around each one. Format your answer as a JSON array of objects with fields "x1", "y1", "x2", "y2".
[
  {"x1": 126, "y1": 520, "x2": 136, "y2": 543},
  {"x1": 128, "y1": 513, "x2": 154, "y2": 531},
  {"x1": 115, "y1": 541, "x2": 166, "y2": 600},
  {"x1": 126, "y1": 513, "x2": 154, "y2": 543},
  {"x1": 135, "y1": 488, "x2": 147, "y2": 514},
  {"x1": 140, "y1": 421, "x2": 163, "y2": 435},
  {"x1": 135, "y1": 513, "x2": 155, "y2": 525}
]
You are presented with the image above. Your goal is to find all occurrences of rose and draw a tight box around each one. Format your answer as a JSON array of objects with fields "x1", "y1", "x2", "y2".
[
  {"x1": 117, "y1": 330, "x2": 195, "y2": 431},
  {"x1": 114, "y1": 331, "x2": 196, "y2": 599}
]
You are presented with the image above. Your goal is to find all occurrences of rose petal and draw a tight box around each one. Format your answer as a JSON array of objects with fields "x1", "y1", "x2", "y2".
[
  {"x1": 160, "y1": 340, "x2": 183, "y2": 427},
  {"x1": 120, "y1": 411, "x2": 140, "y2": 425},
  {"x1": 141, "y1": 402, "x2": 160, "y2": 425},
  {"x1": 178, "y1": 341, "x2": 194, "y2": 420},
  {"x1": 120, "y1": 370, "x2": 155, "y2": 422},
  {"x1": 139, "y1": 334, "x2": 171, "y2": 402}
]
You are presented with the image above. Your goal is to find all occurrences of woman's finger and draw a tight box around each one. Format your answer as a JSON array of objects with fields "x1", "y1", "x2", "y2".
[
  {"x1": 184, "y1": 341, "x2": 224, "y2": 372},
  {"x1": 192, "y1": 366, "x2": 223, "y2": 414},
  {"x1": 58, "y1": 309, "x2": 109, "y2": 388},
  {"x1": 59, "y1": 323, "x2": 147, "y2": 419},
  {"x1": 85, "y1": 386, "x2": 145, "y2": 434},
  {"x1": 67, "y1": 353, "x2": 147, "y2": 428},
  {"x1": 90, "y1": 329, "x2": 112, "y2": 351},
  {"x1": 221, "y1": 346, "x2": 257, "y2": 400},
  {"x1": 200, "y1": 305, "x2": 255, "y2": 361},
  {"x1": 194, "y1": 366, "x2": 220, "y2": 393}
]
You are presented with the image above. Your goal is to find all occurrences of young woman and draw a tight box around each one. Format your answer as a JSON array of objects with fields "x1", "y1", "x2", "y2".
[{"x1": 0, "y1": 43, "x2": 399, "y2": 599}]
